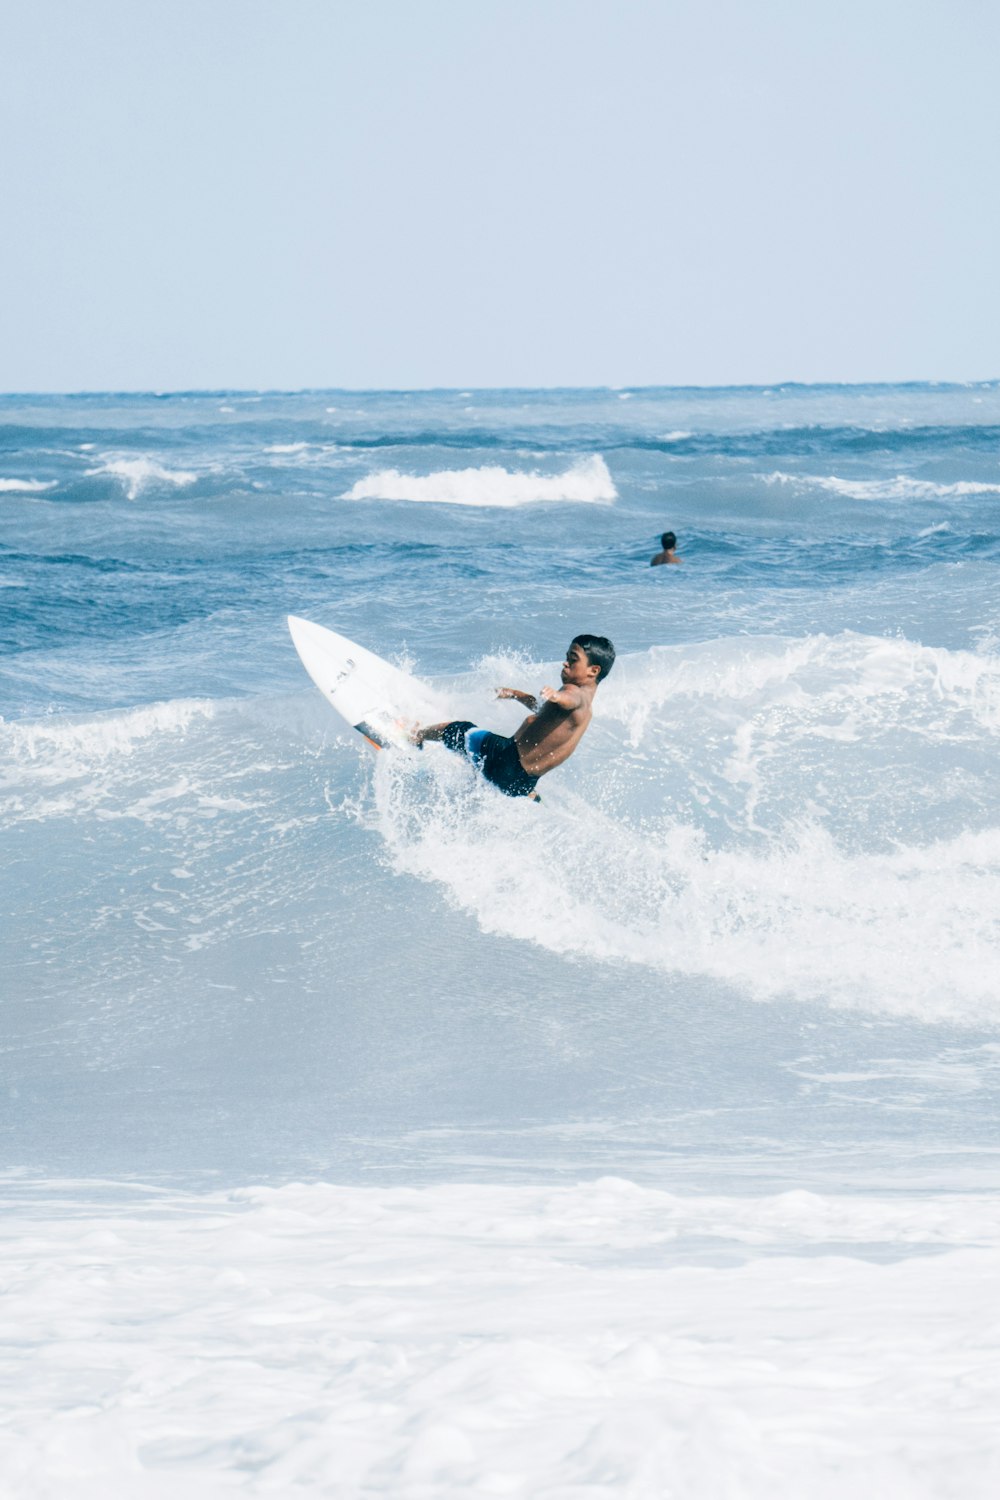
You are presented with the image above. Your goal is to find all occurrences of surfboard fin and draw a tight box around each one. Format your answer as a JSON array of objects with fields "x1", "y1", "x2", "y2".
[{"x1": 353, "y1": 721, "x2": 391, "y2": 750}]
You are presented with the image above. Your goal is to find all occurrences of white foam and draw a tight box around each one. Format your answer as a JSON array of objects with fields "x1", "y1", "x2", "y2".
[
  {"x1": 762, "y1": 470, "x2": 1000, "y2": 500},
  {"x1": 0, "y1": 692, "x2": 338, "y2": 835},
  {"x1": 85, "y1": 457, "x2": 198, "y2": 501},
  {"x1": 342, "y1": 455, "x2": 616, "y2": 506},
  {"x1": 2, "y1": 1176, "x2": 999, "y2": 1497},
  {"x1": 263, "y1": 441, "x2": 341, "y2": 465},
  {"x1": 379, "y1": 775, "x2": 1000, "y2": 1023},
  {"x1": 0, "y1": 699, "x2": 219, "y2": 823},
  {"x1": 0, "y1": 477, "x2": 57, "y2": 492},
  {"x1": 2, "y1": 698, "x2": 217, "y2": 766},
  {"x1": 604, "y1": 631, "x2": 1000, "y2": 734}
]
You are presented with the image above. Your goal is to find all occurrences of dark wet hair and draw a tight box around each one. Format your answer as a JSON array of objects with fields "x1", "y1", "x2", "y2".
[
  {"x1": 660, "y1": 532, "x2": 677, "y2": 550},
  {"x1": 571, "y1": 633, "x2": 616, "y2": 681}
]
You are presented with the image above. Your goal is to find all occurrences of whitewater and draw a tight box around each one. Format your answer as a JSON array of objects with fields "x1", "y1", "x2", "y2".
[{"x1": 3, "y1": 383, "x2": 1000, "y2": 1496}]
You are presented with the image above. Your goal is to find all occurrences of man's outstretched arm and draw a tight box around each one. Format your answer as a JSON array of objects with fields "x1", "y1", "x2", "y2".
[{"x1": 496, "y1": 687, "x2": 539, "y2": 711}]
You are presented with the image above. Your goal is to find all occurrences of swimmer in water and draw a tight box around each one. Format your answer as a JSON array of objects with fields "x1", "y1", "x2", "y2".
[{"x1": 650, "y1": 531, "x2": 680, "y2": 565}]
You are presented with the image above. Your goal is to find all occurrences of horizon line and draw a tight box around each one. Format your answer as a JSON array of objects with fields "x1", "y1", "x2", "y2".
[{"x1": 2, "y1": 378, "x2": 999, "y2": 400}]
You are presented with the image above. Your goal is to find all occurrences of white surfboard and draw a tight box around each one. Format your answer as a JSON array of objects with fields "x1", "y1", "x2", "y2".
[{"x1": 287, "y1": 615, "x2": 443, "y2": 751}]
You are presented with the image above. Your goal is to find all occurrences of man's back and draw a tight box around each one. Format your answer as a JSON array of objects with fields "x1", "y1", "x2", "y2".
[{"x1": 651, "y1": 531, "x2": 680, "y2": 565}]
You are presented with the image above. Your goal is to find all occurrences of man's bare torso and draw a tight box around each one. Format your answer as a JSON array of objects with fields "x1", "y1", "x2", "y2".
[{"x1": 513, "y1": 690, "x2": 594, "y2": 776}]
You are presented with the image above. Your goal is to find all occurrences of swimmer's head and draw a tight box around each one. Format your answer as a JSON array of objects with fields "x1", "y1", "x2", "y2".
[
  {"x1": 660, "y1": 532, "x2": 677, "y2": 551},
  {"x1": 570, "y1": 633, "x2": 616, "y2": 682}
]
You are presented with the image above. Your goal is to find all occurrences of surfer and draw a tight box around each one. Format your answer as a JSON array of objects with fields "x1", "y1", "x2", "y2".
[
  {"x1": 650, "y1": 531, "x2": 680, "y2": 565},
  {"x1": 411, "y1": 634, "x2": 615, "y2": 798}
]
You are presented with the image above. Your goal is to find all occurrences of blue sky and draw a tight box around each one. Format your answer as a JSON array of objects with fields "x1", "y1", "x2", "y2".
[{"x1": 2, "y1": 0, "x2": 998, "y2": 391}]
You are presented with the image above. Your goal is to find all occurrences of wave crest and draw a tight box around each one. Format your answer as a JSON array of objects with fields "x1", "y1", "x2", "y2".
[
  {"x1": 0, "y1": 478, "x2": 58, "y2": 493},
  {"x1": 762, "y1": 471, "x2": 1000, "y2": 500},
  {"x1": 86, "y1": 457, "x2": 198, "y2": 501},
  {"x1": 341, "y1": 456, "x2": 616, "y2": 507}
]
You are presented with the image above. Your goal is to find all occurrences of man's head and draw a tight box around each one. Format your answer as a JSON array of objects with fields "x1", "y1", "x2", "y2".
[
  {"x1": 660, "y1": 531, "x2": 677, "y2": 551},
  {"x1": 566, "y1": 633, "x2": 616, "y2": 684}
]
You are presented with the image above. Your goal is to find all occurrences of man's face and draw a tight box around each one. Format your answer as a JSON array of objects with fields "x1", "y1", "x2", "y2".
[{"x1": 561, "y1": 643, "x2": 594, "y2": 686}]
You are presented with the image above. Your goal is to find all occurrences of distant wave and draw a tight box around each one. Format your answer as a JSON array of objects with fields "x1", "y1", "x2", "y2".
[
  {"x1": 318, "y1": 423, "x2": 1000, "y2": 461},
  {"x1": 0, "y1": 478, "x2": 57, "y2": 493},
  {"x1": 762, "y1": 471, "x2": 1000, "y2": 501},
  {"x1": 262, "y1": 442, "x2": 341, "y2": 465},
  {"x1": 629, "y1": 423, "x2": 1000, "y2": 460},
  {"x1": 342, "y1": 456, "x2": 616, "y2": 507},
  {"x1": 86, "y1": 457, "x2": 198, "y2": 501}
]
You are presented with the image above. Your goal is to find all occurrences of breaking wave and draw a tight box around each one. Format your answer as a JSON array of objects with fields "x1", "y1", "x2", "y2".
[
  {"x1": 342, "y1": 455, "x2": 616, "y2": 506},
  {"x1": 762, "y1": 471, "x2": 1000, "y2": 501},
  {"x1": 371, "y1": 633, "x2": 1000, "y2": 1025},
  {"x1": 85, "y1": 456, "x2": 198, "y2": 500}
]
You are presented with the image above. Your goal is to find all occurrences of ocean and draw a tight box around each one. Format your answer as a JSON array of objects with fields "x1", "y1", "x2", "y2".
[{"x1": 3, "y1": 383, "x2": 1000, "y2": 1495}]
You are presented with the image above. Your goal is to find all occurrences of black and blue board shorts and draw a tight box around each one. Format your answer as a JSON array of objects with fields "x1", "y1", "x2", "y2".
[{"x1": 439, "y1": 720, "x2": 540, "y2": 799}]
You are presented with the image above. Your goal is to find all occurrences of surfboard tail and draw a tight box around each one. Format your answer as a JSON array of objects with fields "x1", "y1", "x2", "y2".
[{"x1": 354, "y1": 721, "x2": 390, "y2": 751}]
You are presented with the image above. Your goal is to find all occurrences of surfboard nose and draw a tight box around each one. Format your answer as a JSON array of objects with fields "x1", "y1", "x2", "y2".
[
  {"x1": 288, "y1": 615, "x2": 331, "y2": 661},
  {"x1": 287, "y1": 614, "x2": 314, "y2": 649}
]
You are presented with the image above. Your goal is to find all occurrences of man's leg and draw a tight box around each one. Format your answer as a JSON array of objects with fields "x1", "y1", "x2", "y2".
[
  {"x1": 410, "y1": 721, "x2": 451, "y2": 748},
  {"x1": 411, "y1": 720, "x2": 477, "y2": 753}
]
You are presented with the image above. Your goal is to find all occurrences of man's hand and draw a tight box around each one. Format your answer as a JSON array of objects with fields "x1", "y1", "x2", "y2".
[
  {"x1": 539, "y1": 684, "x2": 582, "y2": 710},
  {"x1": 496, "y1": 687, "x2": 539, "y2": 710}
]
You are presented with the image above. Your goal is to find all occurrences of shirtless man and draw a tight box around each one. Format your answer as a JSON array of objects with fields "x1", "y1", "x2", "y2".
[
  {"x1": 412, "y1": 634, "x2": 616, "y2": 799},
  {"x1": 650, "y1": 531, "x2": 680, "y2": 566}
]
